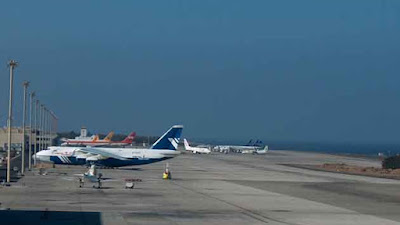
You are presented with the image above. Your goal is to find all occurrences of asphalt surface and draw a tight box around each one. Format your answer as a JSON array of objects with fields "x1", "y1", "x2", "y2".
[{"x1": 1, "y1": 150, "x2": 400, "y2": 225}]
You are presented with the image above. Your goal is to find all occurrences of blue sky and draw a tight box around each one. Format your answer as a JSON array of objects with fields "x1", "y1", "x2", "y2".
[{"x1": 1, "y1": 0, "x2": 400, "y2": 143}]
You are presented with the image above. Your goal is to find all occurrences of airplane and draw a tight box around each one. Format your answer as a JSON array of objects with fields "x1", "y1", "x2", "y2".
[
  {"x1": 184, "y1": 139, "x2": 211, "y2": 154},
  {"x1": 68, "y1": 165, "x2": 139, "y2": 188},
  {"x1": 58, "y1": 165, "x2": 106, "y2": 188},
  {"x1": 35, "y1": 125, "x2": 183, "y2": 167},
  {"x1": 72, "y1": 164, "x2": 103, "y2": 185},
  {"x1": 61, "y1": 131, "x2": 115, "y2": 146},
  {"x1": 60, "y1": 134, "x2": 96, "y2": 144},
  {"x1": 107, "y1": 132, "x2": 136, "y2": 146},
  {"x1": 213, "y1": 139, "x2": 268, "y2": 154},
  {"x1": 254, "y1": 146, "x2": 269, "y2": 154}
]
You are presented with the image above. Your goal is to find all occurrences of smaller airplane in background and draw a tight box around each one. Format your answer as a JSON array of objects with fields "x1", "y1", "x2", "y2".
[
  {"x1": 60, "y1": 134, "x2": 97, "y2": 144},
  {"x1": 254, "y1": 146, "x2": 269, "y2": 154},
  {"x1": 184, "y1": 139, "x2": 211, "y2": 154},
  {"x1": 72, "y1": 165, "x2": 105, "y2": 188},
  {"x1": 213, "y1": 139, "x2": 268, "y2": 154},
  {"x1": 77, "y1": 165, "x2": 102, "y2": 182},
  {"x1": 108, "y1": 132, "x2": 136, "y2": 146},
  {"x1": 61, "y1": 131, "x2": 115, "y2": 146}
]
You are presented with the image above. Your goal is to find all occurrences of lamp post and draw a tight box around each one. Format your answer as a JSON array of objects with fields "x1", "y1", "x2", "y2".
[
  {"x1": 44, "y1": 108, "x2": 48, "y2": 149},
  {"x1": 29, "y1": 92, "x2": 35, "y2": 170},
  {"x1": 40, "y1": 104, "x2": 44, "y2": 152},
  {"x1": 34, "y1": 100, "x2": 39, "y2": 166},
  {"x1": 21, "y1": 81, "x2": 29, "y2": 175},
  {"x1": 50, "y1": 111, "x2": 58, "y2": 143},
  {"x1": 6, "y1": 60, "x2": 18, "y2": 183}
]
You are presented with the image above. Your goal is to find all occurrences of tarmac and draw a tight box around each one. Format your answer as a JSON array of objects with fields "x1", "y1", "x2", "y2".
[{"x1": 1, "y1": 150, "x2": 400, "y2": 225}]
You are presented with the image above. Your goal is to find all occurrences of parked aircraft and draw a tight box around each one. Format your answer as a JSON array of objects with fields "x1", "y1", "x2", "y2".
[
  {"x1": 60, "y1": 134, "x2": 96, "y2": 143},
  {"x1": 73, "y1": 165, "x2": 103, "y2": 183},
  {"x1": 61, "y1": 131, "x2": 115, "y2": 146},
  {"x1": 254, "y1": 146, "x2": 269, "y2": 154},
  {"x1": 35, "y1": 125, "x2": 183, "y2": 167},
  {"x1": 213, "y1": 139, "x2": 268, "y2": 154},
  {"x1": 184, "y1": 139, "x2": 211, "y2": 154},
  {"x1": 107, "y1": 132, "x2": 136, "y2": 146}
]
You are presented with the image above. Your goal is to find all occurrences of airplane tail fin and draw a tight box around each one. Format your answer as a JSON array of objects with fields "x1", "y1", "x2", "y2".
[
  {"x1": 93, "y1": 135, "x2": 99, "y2": 141},
  {"x1": 104, "y1": 131, "x2": 114, "y2": 141},
  {"x1": 183, "y1": 139, "x2": 190, "y2": 150},
  {"x1": 151, "y1": 125, "x2": 183, "y2": 150},
  {"x1": 122, "y1": 132, "x2": 136, "y2": 143},
  {"x1": 263, "y1": 145, "x2": 269, "y2": 151},
  {"x1": 86, "y1": 165, "x2": 97, "y2": 176}
]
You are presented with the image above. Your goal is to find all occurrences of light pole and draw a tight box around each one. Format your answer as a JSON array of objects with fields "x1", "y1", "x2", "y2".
[
  {"x1": 34, "y1": 100, "x2": 39, "y2": 166},
  {"x1": 21, "y1": 81, "x2": 29, "y2": 175},
  {"x1": 42, "y1": 105, "x2": 46, "y2": 150},
  {"x1": 47, "y1": 110, "x2": 50, "y2": 147},
  {"x1": 38, "y1": 104, "x2": 42, "y2": 153},
  {"x1": 45, "y1": 108, "x2": 48, "y2": 149},
  {"x1": 46, "y1": 107, "x2": 49, "y2": 148},
  {"x1": 49, "y1": 110, "x2": 53, "y2": 146},
  {"x1": 28, "y1": 92, "x2": 35, "y2": 170},
  {"x1": 52, "y1": 112, "x2": 58, "y2": 137},
  {"x1": 40, "y1": 104, "x2": 44, "y2": 151},
  {"x1": 50, "y1": 111, "x2": 58, "y2": 142},
  {"x1": 7, "y1": 60, "x2": 17, "y2": 183}
]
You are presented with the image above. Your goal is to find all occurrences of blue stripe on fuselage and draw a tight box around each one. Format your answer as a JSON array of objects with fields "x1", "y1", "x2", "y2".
[
  {"x1": 50, "y1": 156, "x2": 85, "y2": 165},
  {"x1": 49, "y1": 156, "x2": 172, "y2": 167}
]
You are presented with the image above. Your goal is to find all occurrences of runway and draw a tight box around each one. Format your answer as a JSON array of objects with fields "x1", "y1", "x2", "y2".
[{"x1": 0, "y1": 150, "x2": 399, "y2": 225}]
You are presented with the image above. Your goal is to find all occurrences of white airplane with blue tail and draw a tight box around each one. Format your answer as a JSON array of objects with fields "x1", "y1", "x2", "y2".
[{"x1": 35, "y1": 125, "x2": 183, "y2": 167}]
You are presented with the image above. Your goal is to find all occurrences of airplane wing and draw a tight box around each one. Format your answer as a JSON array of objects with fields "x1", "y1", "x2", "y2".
[{"x1": 79, "y1": 148, "x2": 128, "y2": 161}]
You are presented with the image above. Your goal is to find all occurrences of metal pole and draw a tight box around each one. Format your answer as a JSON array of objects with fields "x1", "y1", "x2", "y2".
[
  {"x1": 42, "y1": 107, "x2": 46, "y2": 150},
  {"x1": 7, "y1": 60, "x2": 17, "y2": 183},
  {"x1": 40, "y1": 105, "x2": 44, "y2": 151},
  {"x1": 45, "y1": 108, "x2": 49, "y2": 148},
  {"x1": 46, "y1": 108, "x2": 49, "y2": 148},
  {"x1": 38, "y1": 104, "x2": 42, "y2": 152},
  {"x1": 34, "y1": 100, "x2": 39, "y2": 166},
  {"x1": 48, "y1": 110, "x2": 51, "y2": 147},
  {"x1": 51, "y1": 112, "x2": 58, "y2": 141},
  {"x1": 48, "y1": 111, "x2": 51, "y2": 147},
  {"x1": 21, "y1": 81, "x2": 29, "y2": 175},
  {"x1": 28, "y1": 92, "x2": 35, "y2": 170},
  {"x1": 51, "y1": 111, "x2": 58, "y2": 142},
  {"x1": 42, "y1": 105, "x2": 45, "y2": 151},
  {"x1": 49, "y1": 111, "x2": 53, "y2": 146},
  {"x1": 53, "y1": 113, "x2": 58, "y2": 136}
]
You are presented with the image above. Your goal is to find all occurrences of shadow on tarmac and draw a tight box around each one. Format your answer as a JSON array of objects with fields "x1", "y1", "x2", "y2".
[
  {"x1": 0, "y1": 209, "x2": 102, "y2": 225},
  {"x1": 117, "y1": 168, "x2": 142, "y2": 171}
]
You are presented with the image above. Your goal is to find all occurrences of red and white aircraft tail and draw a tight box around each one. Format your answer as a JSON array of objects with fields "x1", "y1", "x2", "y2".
[{"x1": 121, "y1": 132, "x2": 136, "y2": 144}]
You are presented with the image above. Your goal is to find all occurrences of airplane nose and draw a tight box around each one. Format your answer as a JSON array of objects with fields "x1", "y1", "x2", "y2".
[{"x1": 33, "y1": 152, "x2": 50, "y2": 162}]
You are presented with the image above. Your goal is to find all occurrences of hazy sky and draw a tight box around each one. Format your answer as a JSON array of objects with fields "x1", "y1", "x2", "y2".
[{"x1": 1, "y1": 1, "x2": 399, "y2": 143}]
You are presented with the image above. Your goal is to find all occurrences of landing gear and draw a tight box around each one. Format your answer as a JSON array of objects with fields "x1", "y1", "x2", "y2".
[
  {"x1": 78, "y1": 178, "x2": 84, "y2": 188},
  {"x1": 93, "y1": 178, "x2": 102, "y2": 189}
]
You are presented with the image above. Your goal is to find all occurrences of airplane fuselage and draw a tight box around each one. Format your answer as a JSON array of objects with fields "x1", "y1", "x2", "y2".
[
  {"x1": 186, "y1": 147, "x2": 211, "y2": 154},
  {"x1": 36, "y1": 147, "x2": 180, "y2": 167}
]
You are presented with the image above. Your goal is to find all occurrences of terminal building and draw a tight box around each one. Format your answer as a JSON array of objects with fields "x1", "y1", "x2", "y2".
[{"x1": 0, "y1": 127, "x2": 56, "y2": 151}]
